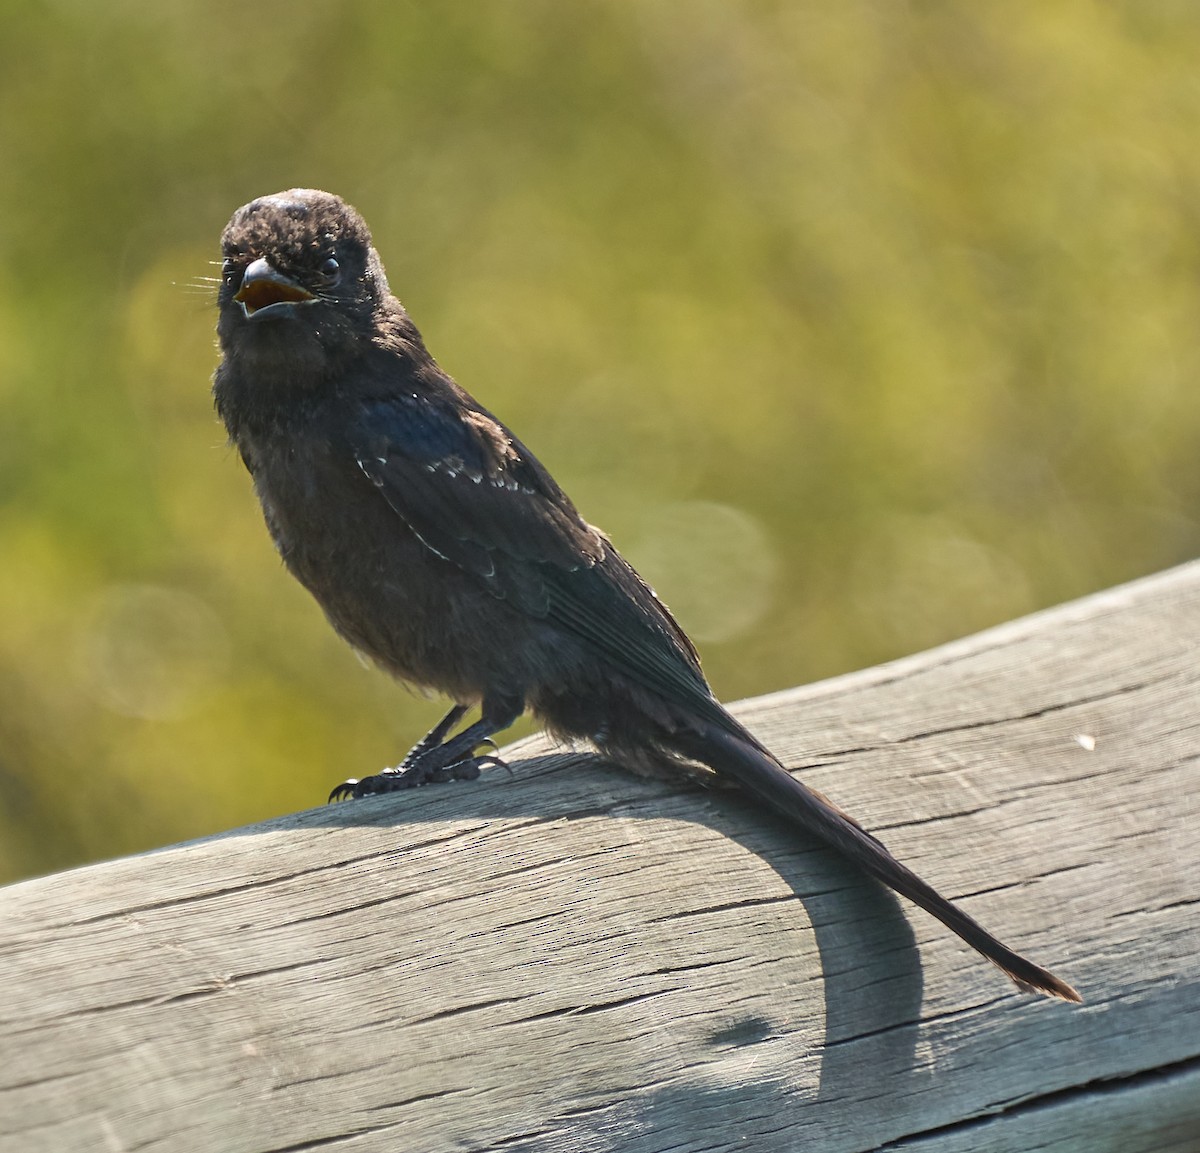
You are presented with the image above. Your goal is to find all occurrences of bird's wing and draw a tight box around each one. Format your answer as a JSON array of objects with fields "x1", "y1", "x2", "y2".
[
  {"x1": 345, "y1": 395, "x2": 720, "y2": 717},
  {"x1": 348, "y1": 394, "x2": 603, "y2": 588}
]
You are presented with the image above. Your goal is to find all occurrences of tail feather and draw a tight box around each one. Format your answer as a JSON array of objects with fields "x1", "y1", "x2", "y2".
[{"x1": 669, "y1": 723, "x2": 1082, "y2": 1003}]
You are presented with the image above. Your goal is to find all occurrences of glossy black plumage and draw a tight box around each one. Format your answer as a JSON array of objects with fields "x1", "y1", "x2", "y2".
[{"x1": 212, "y1": 188, "x2": 1080, "y2": 1002}]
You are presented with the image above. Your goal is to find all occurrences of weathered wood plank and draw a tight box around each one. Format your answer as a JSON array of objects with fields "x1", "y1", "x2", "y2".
[
  {"x1": 2, "y1": 562, "x2": 1198, "y2": 1153},
  {"x1": 885, "y1": 1064, "x2": 1200, "y2": 1153}
]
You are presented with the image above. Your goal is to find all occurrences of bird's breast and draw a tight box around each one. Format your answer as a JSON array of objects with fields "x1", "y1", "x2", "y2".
[{"x1": 237, "y1": 426, "x2": 535, "y2": 700}]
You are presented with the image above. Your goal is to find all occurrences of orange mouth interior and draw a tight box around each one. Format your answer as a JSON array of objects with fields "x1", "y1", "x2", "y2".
[{"x1": 235, "y1": 279, "x2": 315, "y2": 314}]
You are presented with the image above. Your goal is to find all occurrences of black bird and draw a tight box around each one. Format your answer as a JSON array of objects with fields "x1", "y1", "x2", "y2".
[{"x1": 213, "y1": 188, "x2": 1081, "y2": 1003}]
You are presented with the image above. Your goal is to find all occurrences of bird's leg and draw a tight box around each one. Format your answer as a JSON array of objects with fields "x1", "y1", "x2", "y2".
[
  {"x1": 329, "y1": 695, "x2": 523, "y2": 801},
  {"x1": 398, "y1": 703, "x2": 470, "y2": 766}
]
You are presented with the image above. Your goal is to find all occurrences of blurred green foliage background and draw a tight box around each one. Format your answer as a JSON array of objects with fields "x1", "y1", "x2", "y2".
[{"x1": 2, "y1": 1, "x2": 1200, "y2": 883}]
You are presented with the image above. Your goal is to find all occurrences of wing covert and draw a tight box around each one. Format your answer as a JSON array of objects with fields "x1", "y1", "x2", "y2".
[{"x1": 347, "y1": 394, "x2": 720, "y2": 719}]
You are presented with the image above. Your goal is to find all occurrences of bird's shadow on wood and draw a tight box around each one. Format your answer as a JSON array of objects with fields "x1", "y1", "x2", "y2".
[{"x1": 254, "y1": 746, "x2": 931, "y2": 1127}]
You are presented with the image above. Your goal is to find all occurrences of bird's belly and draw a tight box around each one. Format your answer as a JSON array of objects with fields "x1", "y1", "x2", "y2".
[{"x1": 250, "y1": 440, "x2": 556, "y2": 703}]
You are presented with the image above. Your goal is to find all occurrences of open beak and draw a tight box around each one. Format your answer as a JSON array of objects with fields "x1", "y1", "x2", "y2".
[{"x1": 234, "y1": 258, "x2": 316, "y2": 320}]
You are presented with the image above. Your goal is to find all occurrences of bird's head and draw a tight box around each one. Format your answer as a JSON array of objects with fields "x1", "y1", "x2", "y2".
[{"x1": 216, "y1": 189, "x2": 390, "y2": 366}]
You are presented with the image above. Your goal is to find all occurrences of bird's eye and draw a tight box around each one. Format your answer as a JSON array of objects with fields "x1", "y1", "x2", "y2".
[
  {"x1": 221, "y1": 259, "x2": 241, "y2": 288},
  {"x1": 318, "y1": 257, "x2": 340, "y2": 285}
]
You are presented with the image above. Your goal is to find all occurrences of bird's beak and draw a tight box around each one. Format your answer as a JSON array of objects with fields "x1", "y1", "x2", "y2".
[{"x1": 234, "y1": 258, "x2": 316, "y2": 320}]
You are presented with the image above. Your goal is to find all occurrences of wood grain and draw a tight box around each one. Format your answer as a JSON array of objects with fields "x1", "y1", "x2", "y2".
[{"x1": 2, "y1": 562, "x2": 1198, "y2": 1152}]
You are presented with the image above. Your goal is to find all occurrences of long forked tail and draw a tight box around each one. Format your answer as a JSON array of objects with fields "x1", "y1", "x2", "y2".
[{"x1": 670, "y1": 723, "x2": 1082, "y2": 1002}]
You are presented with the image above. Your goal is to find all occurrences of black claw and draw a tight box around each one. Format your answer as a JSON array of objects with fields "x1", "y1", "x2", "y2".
[
  {"x1": 474, "y1": 754, "x2": 511, "y2": 776},
  {"x1": 327, "y1": 779, "x2": 360, "y2": 803}
]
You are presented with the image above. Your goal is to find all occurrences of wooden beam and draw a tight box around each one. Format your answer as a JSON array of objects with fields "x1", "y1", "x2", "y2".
[{"x1": 3, "y1": 562, "x2": 1199, "y2": 1152}]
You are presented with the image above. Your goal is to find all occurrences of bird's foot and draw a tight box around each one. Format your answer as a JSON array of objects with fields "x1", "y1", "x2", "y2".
[{"x1": 327, "y1": 744, "x2": 508, "y2": 802}]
